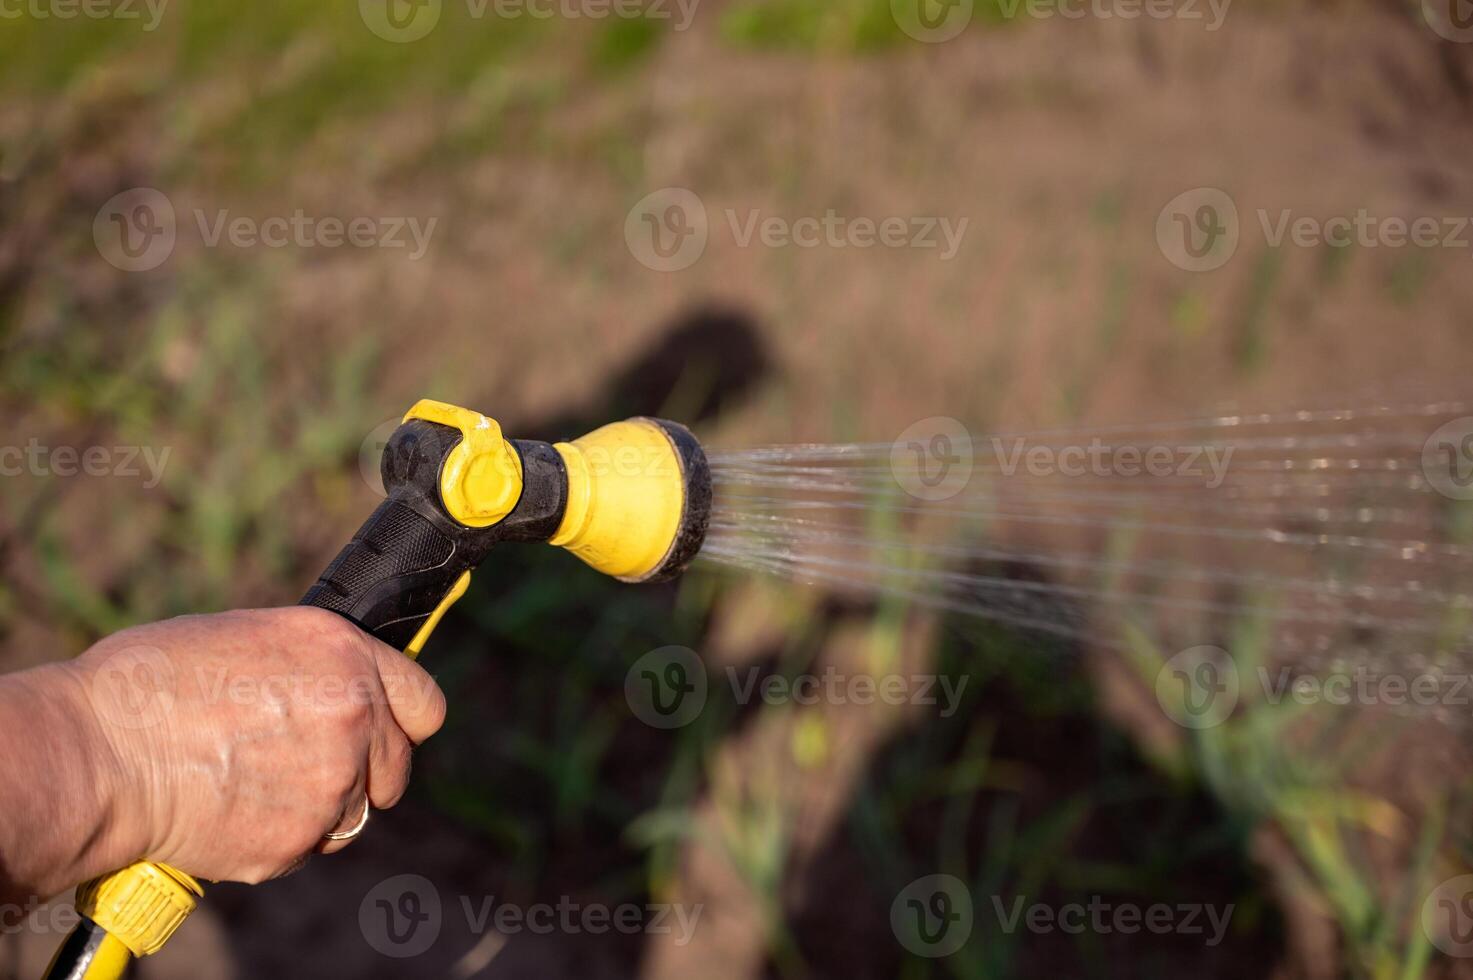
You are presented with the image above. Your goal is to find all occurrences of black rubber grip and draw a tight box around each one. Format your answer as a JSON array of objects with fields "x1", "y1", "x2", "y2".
[
  {"x1": 298, "y1": 419, "x2": 569, "y2": 654},
  {"x1": 300, "y1": 497, "x2": 472, "y2": 650}
]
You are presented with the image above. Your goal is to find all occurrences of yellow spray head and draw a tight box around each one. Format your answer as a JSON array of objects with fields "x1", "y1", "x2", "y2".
[{"x1": 550, "y1": 417, "x2": 712, "y2": 582}]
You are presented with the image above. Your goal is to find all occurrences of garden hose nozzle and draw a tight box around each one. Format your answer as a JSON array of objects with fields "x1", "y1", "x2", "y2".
[
  {"x1": 297, "y1": 399, "x2": 712, "y2": 655},
  {"x1": 45, "y1": 400, "x2": 710, "y2": 980}
]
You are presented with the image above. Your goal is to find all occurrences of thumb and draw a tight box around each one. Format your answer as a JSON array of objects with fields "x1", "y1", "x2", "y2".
[{"x1": 365, "y1": 639, "x2": 447, "y2": 745}]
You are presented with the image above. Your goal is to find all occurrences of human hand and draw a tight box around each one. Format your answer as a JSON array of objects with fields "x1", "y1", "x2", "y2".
[{"x1": 61, "y1": 607, "x2": 445, "y2": 884}]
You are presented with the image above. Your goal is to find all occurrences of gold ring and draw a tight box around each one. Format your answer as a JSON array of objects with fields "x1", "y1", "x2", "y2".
[{"x1": 323, "y1": 798, "x2": 371, "y2": 841}]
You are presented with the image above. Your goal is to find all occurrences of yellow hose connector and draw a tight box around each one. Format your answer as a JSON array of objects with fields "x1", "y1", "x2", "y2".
[{"x1": 75, "y1": 861, "x2": 203, "y2": 957}]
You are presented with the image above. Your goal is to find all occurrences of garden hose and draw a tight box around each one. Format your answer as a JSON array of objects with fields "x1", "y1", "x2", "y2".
[{"x1": 42, "y1": 400, "x2": 711, "y2": 979}]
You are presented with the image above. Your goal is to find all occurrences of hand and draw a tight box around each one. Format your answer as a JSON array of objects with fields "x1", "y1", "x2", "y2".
[{"x1": 62, "y1": 607, "x2": 446, "y2": 884}]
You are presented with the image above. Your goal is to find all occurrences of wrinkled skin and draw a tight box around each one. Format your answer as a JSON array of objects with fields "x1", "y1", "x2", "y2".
[{"x1": 0, "y1": 607, "x2": 445, "y2": 900}]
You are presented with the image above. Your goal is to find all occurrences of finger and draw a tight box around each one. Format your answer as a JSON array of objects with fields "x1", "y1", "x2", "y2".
[
  {"x1": 365, "y1": 726, "x2": 413, "y2": 811},
  {"x1": 365, "y1": 638, "x2": 447, "y2": 745},
  {"x1": 317, "y1": 788, "x2": 370, "y2": 855}
]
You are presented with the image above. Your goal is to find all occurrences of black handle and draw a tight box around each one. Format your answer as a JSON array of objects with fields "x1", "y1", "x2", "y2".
[
  {"x1": 300, "y1": 495, "x2": 475, "y2": 650},
  {"x1": 299, "y1": 419, "x2": 569, "y2": 652},
  {"x1": 300, "y1": 419, "x2": 492, "y2": 651}
]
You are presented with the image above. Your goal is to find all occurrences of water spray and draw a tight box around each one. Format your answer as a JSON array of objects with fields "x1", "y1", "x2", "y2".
[{"x1": 698, "y1": 400, "x2": 1473, "y2": 670}]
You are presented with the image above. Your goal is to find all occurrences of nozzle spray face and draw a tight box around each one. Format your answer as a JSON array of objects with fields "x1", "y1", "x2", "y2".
[{"x1": 549, "y1": 417, "x2": 711, "y2": 582}]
